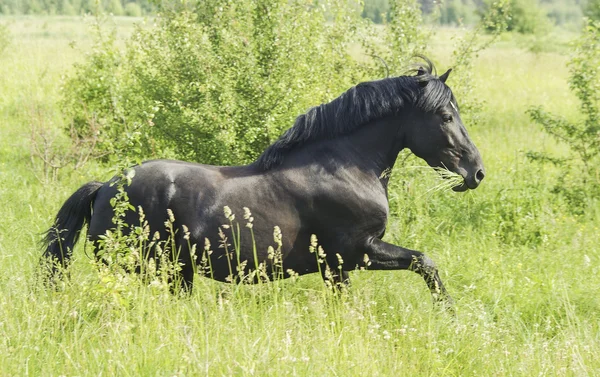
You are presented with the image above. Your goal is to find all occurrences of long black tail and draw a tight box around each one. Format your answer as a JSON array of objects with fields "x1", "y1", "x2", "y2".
[{"x1": 41, "y1": 181, "x2": 104, "y2": 277}]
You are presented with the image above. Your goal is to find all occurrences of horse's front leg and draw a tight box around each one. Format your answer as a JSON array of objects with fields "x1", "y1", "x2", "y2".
[{"x1": 363, "y1": 238, "x2": 453, "y2": 307}]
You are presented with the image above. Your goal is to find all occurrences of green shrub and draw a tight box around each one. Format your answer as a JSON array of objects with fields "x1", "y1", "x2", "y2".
[
  {"x1": 528, "y1": 20, "x2": 600, "y2": 214},
  {"x1": 60, "y1": 0, "x2": 77, "y2": 16},
  {"x1": 0, "y1": 0, "x2": 154, "y2": 15},
  {"x1": 124, "y1": 2, "x2": 142, "y2": 16},
  {"x1": 362, "y1": 0, "x2": 389, "y2": 24},
  {"x1": 62, "y1": 0, "x2": 427, "y2": 165},
  {"x1": 61, "y1": 18, "x2": 141, "y2": 164},
  {"x1": 106, "y1": 0, "x2": 124, "y2": 16},
  {"x1": 450, "y1": 0, "x2": 510, "y2": 127},
  {"x1": 438, "y1": 0, "x2": 479, "y2": 26},
  {"x1": 483, "y1": 0, "x2": 550, "y2": 34},
  {"x1": 543, "y1": 0, "x2": 582, "y2": 27},
  {"x1": 585, "y1": 0, "x2": 600, "y2": 21}
]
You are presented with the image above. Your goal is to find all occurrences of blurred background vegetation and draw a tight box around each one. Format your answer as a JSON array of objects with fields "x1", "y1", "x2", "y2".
[{"x1": 1, "y1": 0, "x2": 598, "y2": 29}]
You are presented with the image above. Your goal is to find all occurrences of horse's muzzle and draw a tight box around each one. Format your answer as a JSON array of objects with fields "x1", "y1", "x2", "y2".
[{"x1": 457, "y1": 168, "x2": 485, "y2": 191}]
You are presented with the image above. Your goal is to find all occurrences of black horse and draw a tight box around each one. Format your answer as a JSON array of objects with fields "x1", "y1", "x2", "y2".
[{"x1": 42, "y1": 59, "x2": 484, "y2": 303}]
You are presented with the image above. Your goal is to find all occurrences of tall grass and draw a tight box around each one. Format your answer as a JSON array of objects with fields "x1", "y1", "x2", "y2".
[{"x1": 0, "y1": 16, "x2": 599, "y2": 376}]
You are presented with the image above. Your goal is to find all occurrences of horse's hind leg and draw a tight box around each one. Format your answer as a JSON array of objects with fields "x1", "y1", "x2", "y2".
[{"x1": 363, "y1": 238, "x2": 453, "y2": 307}]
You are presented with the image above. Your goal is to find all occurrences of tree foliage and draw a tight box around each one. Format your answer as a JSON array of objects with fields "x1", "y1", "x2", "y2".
[
  {"x1": 359, "y1": 0, "x2": 572, "y2": 29},
  {"x1": 0, "y1": 0, "x2": 586, "y2": 30},
  {"x1": 362, "y1": 0, "x2": 390, "y2": 23},
  {"x1": 438, "y1": 0, "x2": 479, "y2": 26},
  {"x1": 0, "y1": 0, "x2": 154, "y2": 15},
  {"x1": 585, "y1": 0, "x2": 600, "y2": 21},
  {"x1": 62, "y1": 0, "x2": 427, "y2": 166},
  {"x1": 481, "y1": 0, "x2": 551, "y2": 33}
]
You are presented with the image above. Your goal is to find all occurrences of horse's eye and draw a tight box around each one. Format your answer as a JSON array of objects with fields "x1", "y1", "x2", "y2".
[{"x1": 442, "y1": 114, "x2": 453, "y2": 123}]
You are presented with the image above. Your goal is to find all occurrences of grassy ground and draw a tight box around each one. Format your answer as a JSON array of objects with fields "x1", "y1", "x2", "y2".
[{"x1": 1, "y1": 16, "x2": 599, "y2": 376}]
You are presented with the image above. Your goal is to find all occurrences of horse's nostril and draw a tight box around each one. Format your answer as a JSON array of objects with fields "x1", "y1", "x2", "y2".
[{"x1": 476, "y1": 169, "x2": 485, "y2": 182}]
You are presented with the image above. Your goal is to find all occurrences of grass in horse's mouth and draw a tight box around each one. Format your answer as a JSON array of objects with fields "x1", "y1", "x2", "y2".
[
  {"x1": 431, "y1": 167, "x2": 465, "y2": 191},
  {"x1": 400, "y1": 165, "x2": 465, "y2": 195}
]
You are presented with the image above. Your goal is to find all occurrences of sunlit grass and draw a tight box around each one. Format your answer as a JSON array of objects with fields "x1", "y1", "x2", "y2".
[{"x1": 0, "y1": 16, "x2": 599, "y2": 376}]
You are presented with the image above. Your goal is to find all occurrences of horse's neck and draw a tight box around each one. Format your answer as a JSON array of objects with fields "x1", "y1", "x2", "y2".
[{"x1": 334, "y1": 117, "x2": 405, "y2": 176}]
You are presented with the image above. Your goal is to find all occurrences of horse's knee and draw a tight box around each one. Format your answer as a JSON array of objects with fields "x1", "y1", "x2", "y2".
[{"x1": 410, "y1": 253, "x2": 437, "y2": 275}]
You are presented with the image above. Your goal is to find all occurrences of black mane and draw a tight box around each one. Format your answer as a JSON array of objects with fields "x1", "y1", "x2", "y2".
[{"x1": 255, "y1": 58, "x2": 454, "y2": 171}]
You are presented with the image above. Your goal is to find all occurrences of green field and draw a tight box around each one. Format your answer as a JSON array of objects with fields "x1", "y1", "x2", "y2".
[{"x1": 1, "y1": 16, "x2": 599, "y2": 376}]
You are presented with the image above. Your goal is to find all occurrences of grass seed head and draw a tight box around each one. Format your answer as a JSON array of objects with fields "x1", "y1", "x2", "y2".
[{"x1": 166, "y1": 208, "x2": 175, "y2": 223}]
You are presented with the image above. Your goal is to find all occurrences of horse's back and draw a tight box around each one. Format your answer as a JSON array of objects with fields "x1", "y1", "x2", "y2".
[{"x1": 87, "y1": 160, "x2": 226, "y2": 241}]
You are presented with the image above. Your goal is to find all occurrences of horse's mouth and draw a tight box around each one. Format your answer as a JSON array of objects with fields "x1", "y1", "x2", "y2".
[
  {"x1": 452, "y1": 182, "x2": 469, "y2": 192},
  {"x1": 452, "y1": 174, "x2": 482, "y2": 191}
]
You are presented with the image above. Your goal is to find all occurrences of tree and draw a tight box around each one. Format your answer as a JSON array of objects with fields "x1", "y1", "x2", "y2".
[
  {"x1": 482, "y1": 0, "x2": 550, "y2": 34},
  {"x1": 585, "y1": 0, "x2": 600, "y2": 21},
  {"x1": 106, "y1": 0, "x2": 124, "y2": 15},
  {"x1": 61, "y1": 0, "x2": 427, "y2": 165}
]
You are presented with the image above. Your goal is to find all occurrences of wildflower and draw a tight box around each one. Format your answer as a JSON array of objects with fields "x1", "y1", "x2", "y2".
[
  {"x1": 243, "y1": 207, "x2": 252, "y2": 220},
  {"x1": 286, "y1": 269, "x2": 299, "y2": 280},
  {"x1": 167, "y1": 208, "x2": 175, "y2": 223},
  {"x1": 147, "y1": 258, "x2": 156, "y2": 276},
  {"x1": 309, "y1": 234, "x2": 318, "y2": 253},
  {"x1": 363, "y1": 253, "x2": 371, "y2": 267},
  {"x1": 273, "y1": 226, "x2": 282, "y2": 246},
  {"x1": 190, "y1": 244, "x2": 197, "y2": 261}
]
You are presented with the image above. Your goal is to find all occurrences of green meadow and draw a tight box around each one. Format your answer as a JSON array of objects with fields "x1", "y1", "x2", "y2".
[{"x1": 1, "y1": 16, "x2": 599, "y2": 376}]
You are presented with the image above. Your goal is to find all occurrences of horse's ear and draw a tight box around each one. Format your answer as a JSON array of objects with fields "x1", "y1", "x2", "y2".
[
  {"x1": 416, "y1": 68, "x2": 429, "y2": 87},
  {"x1": 439, "y1": 68, "x2": 452, "y2": 83}
]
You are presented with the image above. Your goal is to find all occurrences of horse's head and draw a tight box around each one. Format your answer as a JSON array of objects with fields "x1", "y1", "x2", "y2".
[{"x1": 404, "y1": 66, "x2": 485, "y2": 191}]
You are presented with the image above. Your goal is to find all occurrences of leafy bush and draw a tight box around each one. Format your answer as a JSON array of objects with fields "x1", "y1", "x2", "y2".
[
  {"x1": 527, "y1": 20, "x2": 600, "y2": 214},
  {"x1": 106, "y1": 0, "x2": 124, "y2": 16},
  {"x1": 124, "y1": 2, "x2": 142, "y2": 17},
  {"x1": 438, "y1": 0, "x2": 479, "y2": 26},
  {"x1": 362, "y1": 0, "x2": 389, "y2": 24},
  {"x1": 483, "y1": 0, "x2": 550, "y2": 34},
  {"x1": 62, "y1": 0, "x2": 427, "y2": 165},
  {"x1": 0, "y1": 0, "x2": 154, "y2": 15},
  {"x1": 60, "y1": 17, "x2": 146, "y2": 167},
  {"x1": 585, "y1": 0, "x2": 600, "y2": 21},
  {"x1": 543, "y1": 0, "x2": 583, "y2": 27},
  {"x1": 450, "y1": 0, "x2": 510, "y2": 127}
]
